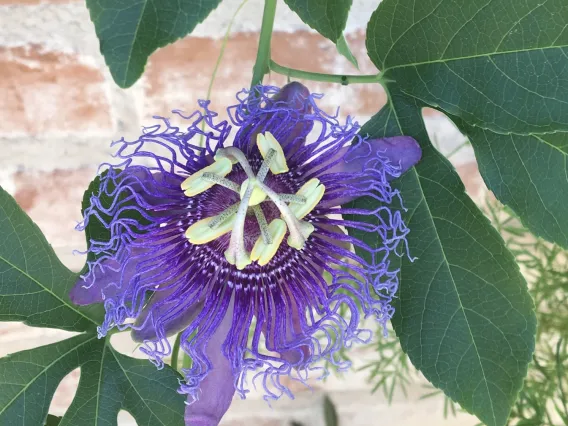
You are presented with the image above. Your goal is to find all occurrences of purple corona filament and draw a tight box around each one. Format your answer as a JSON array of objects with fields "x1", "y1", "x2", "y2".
[{"x1": 70, "y1": 83, "x2": 421, "y2": 424}]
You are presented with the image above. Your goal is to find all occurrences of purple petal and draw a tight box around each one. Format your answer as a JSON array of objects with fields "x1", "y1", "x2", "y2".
[
  {"x1": 278, "y1": 308, "x2": 310, "y2": 365},
  {"x1": 333, "y1": 136, "x2": 422, "y2": 178},
  {"x1": 185, "y1": 303, "x2": 235, "y2": 426},
  {"x1": 314, "y1": 136, "x2": 421, "y2": 208},
  {"x1": 272, "y1": 224, "x2": 351, "y2": 366},
  {"x1": 367, "y1": 136, "x2": 422, "y2": 175},
  {"x1": 236, "y1": 82, "x2": 314, "y2": 155},
  {"x1": 269, "y1": 81, "x2": 311, "y2": 112},
  {"x1": 70, "y1": 259, "x2": 127, "y2": 306},
  {"x1": 131, "y1": 290, "x2": 202, "y2": 342},
  {"x1": 269, "y1": 82, "x2": 313, "y2": 152}
]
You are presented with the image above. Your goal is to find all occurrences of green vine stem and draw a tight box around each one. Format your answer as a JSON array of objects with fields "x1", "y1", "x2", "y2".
[
  {"x1": 171, "y1": 333, "x2": 182, "y2": 370},
  {"x1": 250, "y1": 0, "x2": 277, "y2": 87},
  {"x1": 250, "y1": 0, "x2": 382, "y2": 88},
  {"x1": 182, "y1": 351, "x2": 192, "y2": 370},
  {"x1": 270, "y1": 60, "x2": 381, "y2": 85},
  {"x1": 200, "y1": 0, "x2": 249, "y2": 146}
]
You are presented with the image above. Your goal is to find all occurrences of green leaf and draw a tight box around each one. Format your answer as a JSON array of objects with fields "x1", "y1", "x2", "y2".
[
  {"x1": 456, "y1": 120, "x2": 568, "y2": 249},
  {"x1": 0, "y1": 334, "x2": 185, "y2": 426},
  {"x1": 367, "y1": 0, "x2": 568, "y2": 134},
  {"x1": 45, "y1": 415, "x2": 62, "y2": 426},
  {"x1": 323, "y1": 395, "x2": 338, "y2": 426},
  {"x1": 0, "y1": 186, "x2": 102, "y2": 331},
  {"x1": 336, "y1": 34, "x2": 359, "y2": 69},
  {"x1": 0, "y1": 334, "x2": 99, "y2": 426},
  {"x1": 60, "y1": 342, "x2": 185, "y2": 426},
  {"x1": 283, "y1": 0, "x2": 352, "y2": 42},
  {"x1": 86, "y1": 0, "x2": 223, "y2": 88},
  {"x1": 349, "y1": 91, "x2": 536, "y2": 426}
]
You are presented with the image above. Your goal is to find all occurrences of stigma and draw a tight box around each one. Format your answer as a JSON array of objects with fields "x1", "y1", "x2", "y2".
[{"x1": 182, "y1": 132, "x2": 325, "y2": 270}]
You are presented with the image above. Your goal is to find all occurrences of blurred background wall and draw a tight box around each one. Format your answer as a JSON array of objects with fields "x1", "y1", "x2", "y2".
[{"x1": 0, "y1": 0, "x2": 483, "y2": 424}]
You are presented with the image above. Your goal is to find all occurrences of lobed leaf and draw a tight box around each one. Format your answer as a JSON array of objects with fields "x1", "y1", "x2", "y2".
[
  {"x1": 0, "y1": 335, "x2": 185, "y2": 426},
  {"x1": 0, "y1": 186, "x2": 103, "y2": 332},
  {"x1": 60, "y1": 341, "x2": 185, "y2": 426},
  {"x1": 284, "y1": 0, "x2": 352, "y2": 42},
  {"x1": 0, "y1": 334, "x2": 99, "y2": 426},
  {"x1": 367, "y1": 0, "x2": 568, "y2": 135},
  {"x1": 348, "y1": 91, "x2": 536, "y2": 426},
  {"x1": 336, "y1": 34, "x2": 359, "y2": 69},
  {"x1": 456, "y1": 119, "x2": 568, "y2": 249},
  {"x1": 0, "y1": 184, "x2": 185, "y2": 425},
  {"x1": 86, "y1": 0, "x2": 223, "y2": 88},
  {"x1": 45, "y1": 415, "x2": 62, "y2": 426}
]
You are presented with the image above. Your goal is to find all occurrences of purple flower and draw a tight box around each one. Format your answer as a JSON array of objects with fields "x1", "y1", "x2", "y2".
[{"x1": 71, "y1": 83, "x2": 421, "y2": 425}]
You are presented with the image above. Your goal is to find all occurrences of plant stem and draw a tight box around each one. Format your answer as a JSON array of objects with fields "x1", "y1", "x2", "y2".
[
  {"x1": 182, "y1": 352, "x2": 192, "y2": 370},
  {"x1": 250, "y1": 0, "x2": 277, "y2": 87},
  {"x1": 270, "y1": 60, "x2": 381, "y2": 85},
  {"x1": 171, "y1": 333, "x2": 182, "y2": 370},
  {"x1": 199, "y1": 0, "x2": 249, "y2": 146}
]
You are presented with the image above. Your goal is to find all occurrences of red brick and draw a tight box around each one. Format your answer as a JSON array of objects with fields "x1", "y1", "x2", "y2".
[
  {"x1": 422, "y1": 107, "x2": 444, "y2": 117},
  {"x1": 0, "y1": 45, "x2": 112, "y2": 137},
  {"x1": 13, "y1": 168, "x2": 96, "y2": 249},
  {"x1": 144, "y1": 31, "x2": 387, "y2": 123},
  {"x1": 50, "y1": 368, "x2": 81, "y2": 415}
]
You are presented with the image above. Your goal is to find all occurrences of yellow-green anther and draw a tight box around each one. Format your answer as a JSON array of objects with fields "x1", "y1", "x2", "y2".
[
  {"x1": 251, "y1": 219, "x2": 287, "y2": 266},
  {"x1": 257, "y1": 132, "x2": 288, "y2": 174},
  {"x1": 185, "y1": 213, "x2": 236, "y2": 245},
  {"x1": 252, "y1": 205, "x2": 272, "y2": 244},
  {"x1": 224, "y1": 182, "x2": 254, "y2": 270},
  {"x1": 209, "y1": 203, "x2": 240, "y2": 229},
  {"x1": 256, "y1": 181, "x2": 314, "y2": 250},
  {"x1": 201, "y1": 172, "x2": 240, "y2": 193},
  {"x1": 288, "y1": 178, "x2": 325, "y2": 219},
  {"x1": 239, "y1": 178, "x2": 267, "y2": 206},
  {"x1": 181, "y1": 157, "x2": 233, "y2": 197},
  {"x1": 286, "y1": 221, "x2": 314, "y2": 250},
  {"x1": 215, "y1": 147, "x2": 255, "y2": 179}
]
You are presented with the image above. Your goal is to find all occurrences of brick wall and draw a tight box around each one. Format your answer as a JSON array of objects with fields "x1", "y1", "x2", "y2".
[{"x1": 0, "y1": 0, "x2": 484, "y2": 424}]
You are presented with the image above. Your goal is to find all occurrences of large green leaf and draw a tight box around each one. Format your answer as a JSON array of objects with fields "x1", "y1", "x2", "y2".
[
  {"x1": 0, "y1": 335, "x2": 185, "y2": 426},
  {"x1": 45, "y1": 415, "x2": 62, "y2": 426},
  {"x1": 0, "y1": 183, "x2": 184, "y2": 424},
  {"x1": 0, "y1": 186, "x2": 102, "y2": 331},
  {"x1": 349, "y1": 91, "x2": 536, "y2": 426},
  {"x1": 457, "y1": 120, "x2": 568, "y2": 248},
  {"x1": 336, "y1": 34, "x2": 359, "y2": 69},
  {"x1": 366, "y1": 0, "x2": 568, "y2": 135},
  {"x1": 60, "y1": 342, "x2": 185, "y2": 426},
  {"x1": 283, "y1": 0, "x2": 352, "y2": 42},
  {"x1": 86, "y1": 0, "x2": 223, "y2": 88},
  {"x1": 0, "y1": 334, "x2": 99, "y2": 426}
]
